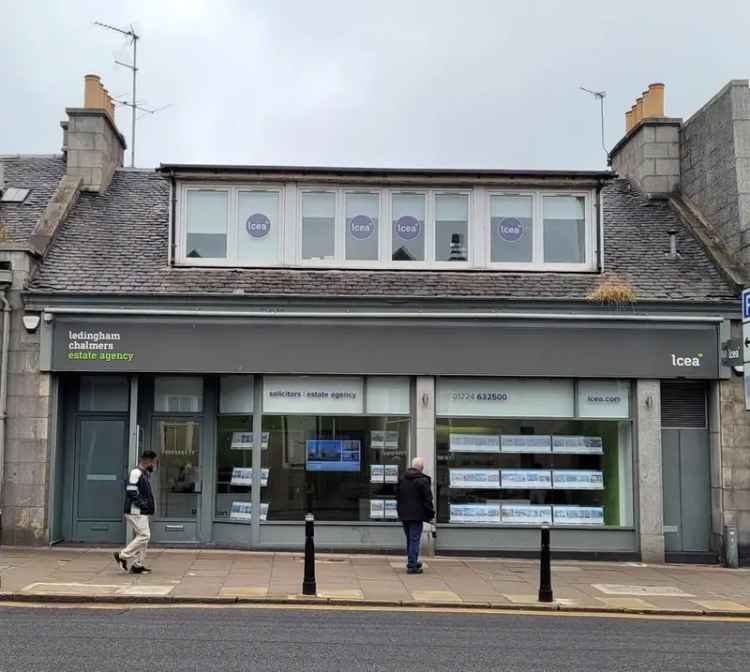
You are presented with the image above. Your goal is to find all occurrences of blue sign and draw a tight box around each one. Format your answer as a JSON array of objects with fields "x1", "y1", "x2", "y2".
[
  {"x1": 743, "y1": 289, "x2": 750, "y2": 321},
  {"x1": 246, "y1": 213, "x2": 271, "y2": 238},
  {"x1": 349, "y1": 214, "x2": 375, "y2": 240},
  {"x1": 497, "y1": 217, "x2": 523, "y2": 242},
  {"x1": 394, "y1": 215, "x2": 421, "y2": 241},
  {"x1": 306, "y1": 439, "x2": 361, "y2": 472}
]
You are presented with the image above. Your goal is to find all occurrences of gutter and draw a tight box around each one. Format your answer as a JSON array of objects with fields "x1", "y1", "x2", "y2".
[{"x1": 41, "y1": 306, "x2": 725, "y2": 323}]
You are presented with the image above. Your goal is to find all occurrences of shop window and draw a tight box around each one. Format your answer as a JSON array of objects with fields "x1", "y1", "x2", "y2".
[
  {"x1": 237, "y1": 190, "x2": 281, "y2": 265},
  {"x1": 435, "y1": 378, "x2": 633, "y2": 528},
  {"x1": 391, "y1": 192, "x2": 426, "y2": 262},
  {"x1": 79, "y1": 375, "x2": 129, "y2": 412},
  {"x1": 490, "y1": 194, "x2": 533, "y2": 263},
  {"x1": 185, "y1": 189, "x2": 228, "y2": 259},
  {"x1": 260, "y1": 375, "x2": 411, "y2": 522},
  {"x1": 435, "y1": 193, "x2": 469, "y2": 262},
  {"x1": 302, "y1": 191, "x2": 336, "y2": 261},
  {"x1": 543, "y1": 195, "x2": 586, "y2": 263},
  {"x1": 215, "y1": 415, "x2": 259, "y2": 522},
  {"x1": 154, "y1": 377, "x2": 203, "y2": 413}
]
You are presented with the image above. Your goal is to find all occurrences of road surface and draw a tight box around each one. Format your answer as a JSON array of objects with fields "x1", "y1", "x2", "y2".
[{"x1": 1, "y1": 605, "x2": 748, "y2": 671}]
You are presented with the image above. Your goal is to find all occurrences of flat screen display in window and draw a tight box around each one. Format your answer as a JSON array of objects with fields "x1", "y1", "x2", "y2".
[{"x1": 305, "y1": 439, "x2": 361, "y2": 472}]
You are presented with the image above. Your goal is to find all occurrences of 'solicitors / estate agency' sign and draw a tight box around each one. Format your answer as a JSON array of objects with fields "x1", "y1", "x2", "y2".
[{"x1": 47, "y1": 315, "x2": 721, "y2": 379}]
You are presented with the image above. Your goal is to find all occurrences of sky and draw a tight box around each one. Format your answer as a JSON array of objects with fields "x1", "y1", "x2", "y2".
[{"x1": 2, "y1": 0, "x2": 749, "y2": 170}]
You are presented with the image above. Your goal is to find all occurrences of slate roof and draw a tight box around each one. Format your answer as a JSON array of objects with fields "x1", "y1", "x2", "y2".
[
  {"x1": 25, "y1": 164, "x2": 737, "y2": 304},
  {"x1": 0, "y1": 155, "x2": 65, "y2": 244}
]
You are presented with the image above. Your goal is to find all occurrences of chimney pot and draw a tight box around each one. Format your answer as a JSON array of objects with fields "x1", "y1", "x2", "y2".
[
  {"x1": 647, "y1": 83, "x2": 665, "y2": 117},
  {"x1": 84, "y1": 74, "x2": 101, "y2": 108},
  {"x1": 635, "y1": 97, "x2": 644, "y2": 123},
  {"x1": 625, "y1": 109, "x2": 633, "y2": 131}
]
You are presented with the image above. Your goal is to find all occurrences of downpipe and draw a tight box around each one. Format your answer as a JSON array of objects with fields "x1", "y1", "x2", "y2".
[{"x1": 0, "y1": 288, "x2": 10, "y2": 536}]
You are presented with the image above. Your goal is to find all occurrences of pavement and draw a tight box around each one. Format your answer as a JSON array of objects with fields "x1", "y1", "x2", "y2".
[
  {"x1": 2, "y1": 546, "x2": 750, "y2": 616},
  {"x1": 3, "y1": 605, "x2": 750, "y2": 672}
]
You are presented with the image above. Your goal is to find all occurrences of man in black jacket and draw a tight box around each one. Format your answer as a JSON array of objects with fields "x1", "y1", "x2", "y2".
[
  {"x1": 396, "y1": 457, "x2": 435, "y2": 574},
  {"x1": 113, "y1": 450, "x2": 157, "y2": 574}
]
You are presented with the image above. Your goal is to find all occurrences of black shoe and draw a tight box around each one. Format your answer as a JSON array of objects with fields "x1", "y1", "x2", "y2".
[
  {"x1": 113, "y1": 552, "x2": 128, "y2": 572},
  {"x1": 130, "y1": 565, "x2": 152, "y2": 574},
  {"x1": 405, "y1": 562, "x2": 423, "y2": 570},
  {"x1": 407, "y1": 567, "x2": 424, "y2": 574}
]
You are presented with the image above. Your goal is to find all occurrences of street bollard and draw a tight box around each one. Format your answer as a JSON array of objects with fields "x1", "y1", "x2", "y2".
[
  {"x1": 538, "y1": 523, "x2": 553, "y2": 603},
  {"x1": 302, "y1": 512, "x2": 317, "y2": 596}
]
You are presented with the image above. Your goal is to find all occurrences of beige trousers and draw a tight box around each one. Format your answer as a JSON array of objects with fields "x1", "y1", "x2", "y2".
[{"x1": 120, "y1": 514, "x2": 151, "y2": 567}]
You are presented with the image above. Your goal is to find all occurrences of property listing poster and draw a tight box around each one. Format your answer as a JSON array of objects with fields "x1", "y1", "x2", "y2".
[
  {"x1": 500, "y1": 469, "x2": 552, "y2": 489},
  {"x1": 449, "y1": 469, "x2": 501, "y2": 489}
]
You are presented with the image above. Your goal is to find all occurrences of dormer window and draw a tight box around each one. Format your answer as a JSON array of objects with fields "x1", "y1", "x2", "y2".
[{"x1": 174, "y1": 181, "x2": 597, "y2": 271}]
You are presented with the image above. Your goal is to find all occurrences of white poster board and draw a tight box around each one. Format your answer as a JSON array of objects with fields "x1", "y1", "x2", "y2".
[
  {"x1": 384, "y1": 499, "x2": 398, "y2": 519},
  {"x1": 553, "y1": 505, "x2": 604, "y2": 525},
  {"x1": 370, "y1": 499, "x2": 385, "y2": 519},
  {"x1": 449, "y1": 469, "x2": 500, "y2": 489},
  {"x1": 552, "y1": 436, "x2": 603, "y2": 455},
  {"x1": 384, "y1": 464, "x2": 399, "y2": 484},
  {"x1": 370, "y1": 431, "x2": 400, "y2": 451},
  {"x1": 231, "y1": 431, "x2": 269, "y2": 450},
  {"x1": 370, "y1": 464, "x2": 385, "y2": 483},
  {"x1": 501, "y1": 435, "x2": 551, "y2": 453},
  {"x1": 449, "y1": 434, "x2": 500, "y2": 453},
  {"x1": 450, "y1": 504, "x2": 501, "y2": 524},
  {"x1": 501, "y1": 504, "x2": 552, "y2": 525},
  {"x1": 552, "y1": 470, "x2": 604, "y2": 490},
  {"x1": 500, "y1": 469, "x2": 552, "y2": 489}
]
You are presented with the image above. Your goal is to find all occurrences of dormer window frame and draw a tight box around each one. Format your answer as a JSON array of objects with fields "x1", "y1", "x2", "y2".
[{"x1": 174, "y1": 180, "x2": 598, "y2": 272}]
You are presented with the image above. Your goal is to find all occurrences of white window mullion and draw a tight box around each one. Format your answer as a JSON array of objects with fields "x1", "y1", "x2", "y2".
[
  {"x1": 336, "y1": 188, "x2": 345, "y2": 263},
  {"x1": 380, "y1": 189, "x2": 389, "y2": 265},
  {"x1": 533, "y1": 191, "x2": 544, "y2": 266}
]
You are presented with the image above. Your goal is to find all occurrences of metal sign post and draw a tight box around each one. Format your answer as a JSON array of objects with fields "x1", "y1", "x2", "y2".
[{"x1": 742, "y1": 289, "x2": 750, "y2": 410}]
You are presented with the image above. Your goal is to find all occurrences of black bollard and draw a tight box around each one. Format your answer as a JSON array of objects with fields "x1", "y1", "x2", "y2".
[
  {"x1": 538, "y1": 523, "x2": 553, "y2": 603},
  {"x1": 302, "y1": 513, "x2": 317, "y2": 596}
]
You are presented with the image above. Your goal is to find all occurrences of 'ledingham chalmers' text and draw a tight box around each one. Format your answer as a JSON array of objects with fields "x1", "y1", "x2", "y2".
[{"x1": 67, "y1": 330, "x2": 122, "y2": 351}]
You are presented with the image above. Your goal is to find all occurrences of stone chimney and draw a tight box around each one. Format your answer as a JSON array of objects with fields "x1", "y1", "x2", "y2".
[
  {"x1": 60, "y1": 74, "x2": 127, "y2": 193},
  {"x1": 680, "y1": 80, "x2": 750, "y2": 269},
  {"x1": 610, "y1": 83, "x2": 682, "y2": 198}
]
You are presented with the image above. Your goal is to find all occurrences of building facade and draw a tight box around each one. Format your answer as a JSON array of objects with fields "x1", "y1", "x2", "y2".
[{"x1": 1, "y1": 77, "x2": 749, "y2": 563}]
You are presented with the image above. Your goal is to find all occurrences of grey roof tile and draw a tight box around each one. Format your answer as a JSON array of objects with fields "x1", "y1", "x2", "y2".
[
  {"x1": 26, "y1": 168, "x2": 737, "y2": 303},
  {"x1": 0, "y1": 155, "x2": 65, "y2": 244}
]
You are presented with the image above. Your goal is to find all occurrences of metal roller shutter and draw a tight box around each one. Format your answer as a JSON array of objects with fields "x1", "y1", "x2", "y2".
[{"x1": 661, "y1": 381, "x2": 707, "y2": 428}]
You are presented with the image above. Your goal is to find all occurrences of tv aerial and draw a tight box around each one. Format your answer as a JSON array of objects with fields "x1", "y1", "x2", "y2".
[
  {"x1": 94, "y1": 20, "x2": 172, "y2": 167},
  {"x1": 579, "y1": 86, "x2": 608, "y2": 163}
]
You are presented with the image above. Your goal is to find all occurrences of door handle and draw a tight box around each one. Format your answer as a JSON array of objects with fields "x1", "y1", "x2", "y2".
[{"x1": 165, "y1": 524, "x2": 185, "y2": 531}]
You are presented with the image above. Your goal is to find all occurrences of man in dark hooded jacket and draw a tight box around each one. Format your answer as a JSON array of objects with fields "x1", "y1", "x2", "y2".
[{"x1": 396, "y1": 457, "x2": 435, "y2": 574}]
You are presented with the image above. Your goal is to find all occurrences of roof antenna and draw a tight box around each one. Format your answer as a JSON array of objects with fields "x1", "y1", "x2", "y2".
[
  {"x1": 579, "y1": 86, "x2": 608, "y2": 164},
  {"x1": 94, "y1": 21, "x2": 171, "y2": 167}
]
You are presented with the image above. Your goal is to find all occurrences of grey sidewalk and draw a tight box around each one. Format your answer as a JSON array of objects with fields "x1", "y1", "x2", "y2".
[{"x1": 2, "y1": 547, "x2": 750, "y2": 615}]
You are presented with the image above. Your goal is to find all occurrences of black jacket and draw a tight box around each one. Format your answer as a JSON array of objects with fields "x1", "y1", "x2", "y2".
[
  {"x1": 124, "y1": 466, "x2": 155, "y2": 515},
  {"x1": 396, "y1": 468, "x2": 435, "y2": 522}
]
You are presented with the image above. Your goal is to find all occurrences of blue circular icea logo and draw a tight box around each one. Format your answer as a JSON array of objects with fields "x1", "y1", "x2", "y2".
[
  {"x1": 497, "y1": 217, "x2": 523, "y2": 242},
  {"x1": 349, "y1": 214, "x2": 375, "y2": 240},
  {"x1": 394, "y1": 215, "x2": 421, "y2": 241},
  {"x1": 246, "y1": 213, "x2": 271, "y2": 238}
]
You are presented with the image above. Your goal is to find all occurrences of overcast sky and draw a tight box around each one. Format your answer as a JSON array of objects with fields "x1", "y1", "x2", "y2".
[{"x1": 2, "y1": 0, "x2": 749, "y2": 170}]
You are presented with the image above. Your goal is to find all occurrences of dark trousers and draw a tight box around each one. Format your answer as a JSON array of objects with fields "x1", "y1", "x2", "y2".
[{"x1": 402, "y1": 521, "x2": 423, "y2": 569}]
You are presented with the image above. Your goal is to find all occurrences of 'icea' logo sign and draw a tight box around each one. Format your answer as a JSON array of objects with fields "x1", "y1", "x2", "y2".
[{"x1": 671, "y1": 353, "x2": 704, "y2": 368}]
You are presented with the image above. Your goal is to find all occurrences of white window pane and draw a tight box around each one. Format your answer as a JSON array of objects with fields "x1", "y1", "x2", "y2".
[
  {"x1": 238, "y1": 191, "x2": 280, "y2": 264},
  {"x1": 302, "y1": 192, "x2": 335, "y2": 261},
  {"x1": 155, "y1": 377, "x2": 203, "y2": 413},
  {"x1": 366, "y1": 377, "x2": 410, "y2": 414},
  {"x1": 544, "y1": 196, "x2": 586, "y2": 263},
  {"x1": 220, "y1": 375, "x2": 254, "y2": 414},
  {"x1": 392, "y1": 193, "x2": 425, "y2": 262},
  {"x1": 490, "y1": 195, "x2": 532, "y2": 263},
  {"x1": 435, "y1": 194, "x2": 468, "y2": 262},
  {"x1": 345, "y1": 193, "x2": 379, "y2": 261},
  {"x1": 186, "y1": 190, "x2": 227, "y2": 259}
]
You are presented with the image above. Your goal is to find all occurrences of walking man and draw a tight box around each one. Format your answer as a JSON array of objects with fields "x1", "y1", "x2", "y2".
[
  {"x1": 396, "y1": 457, "x2": 435, "y2": 574},
  {"x1": 114, "y1": 450, "x2": 157, "y2": 574}
]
